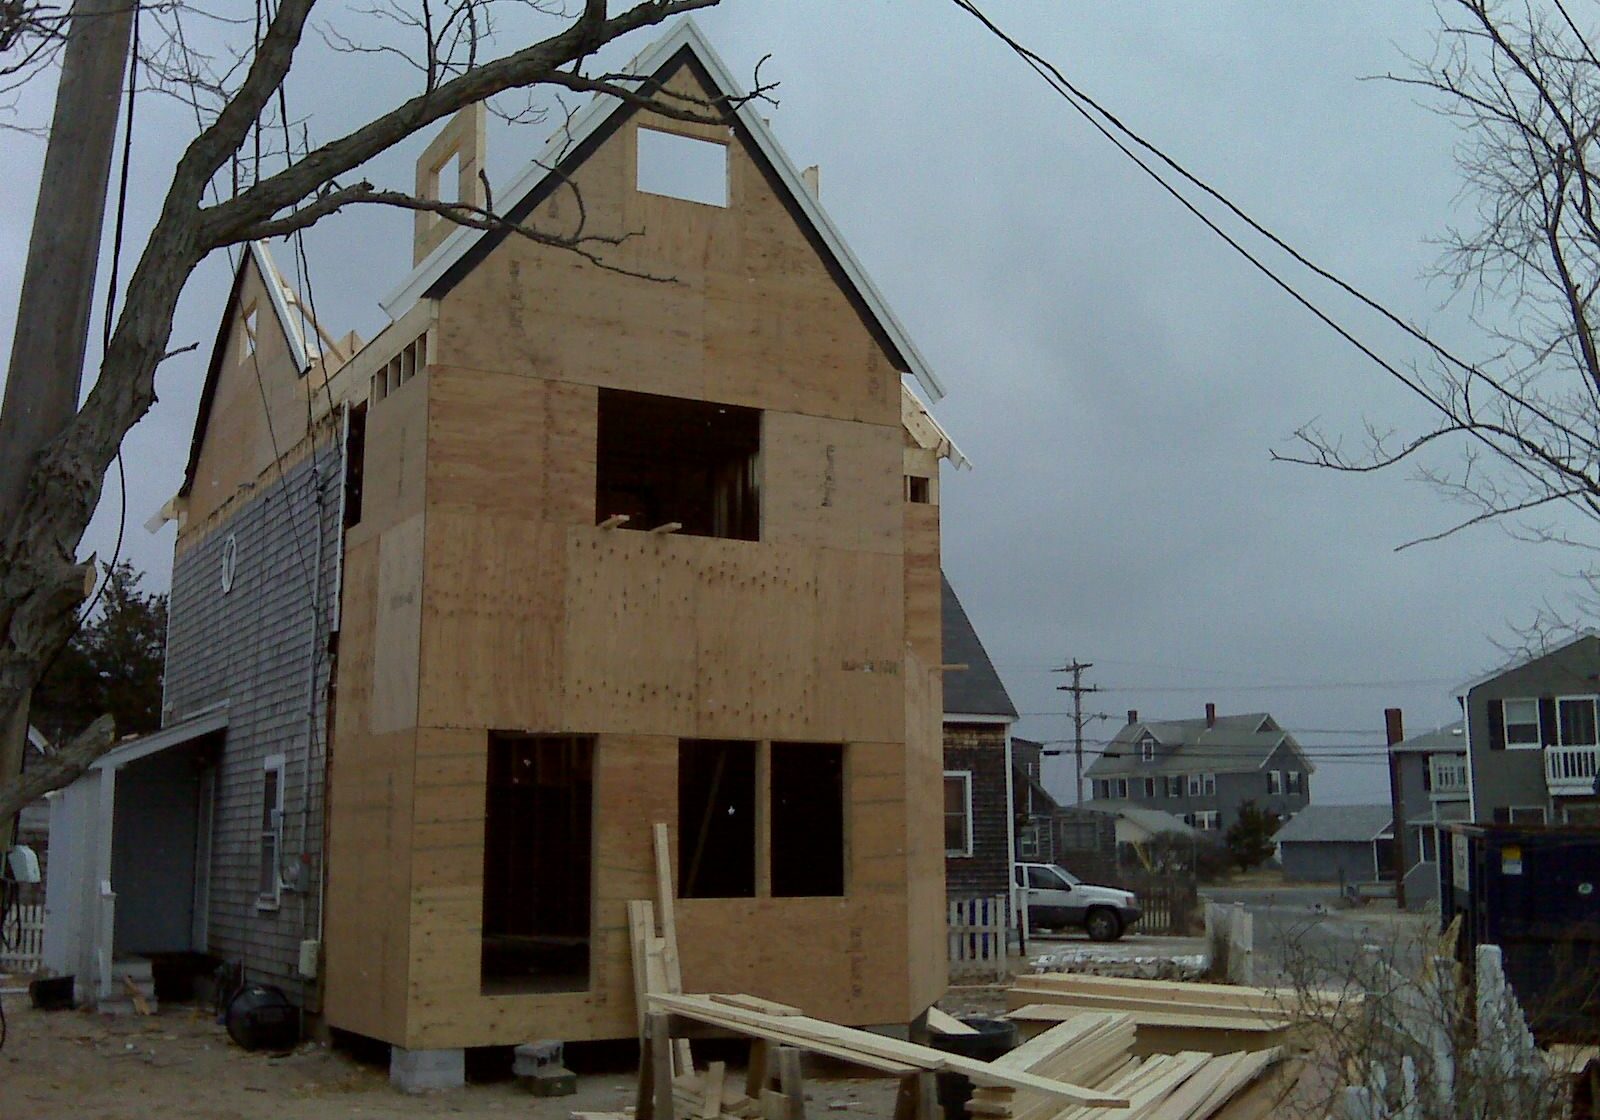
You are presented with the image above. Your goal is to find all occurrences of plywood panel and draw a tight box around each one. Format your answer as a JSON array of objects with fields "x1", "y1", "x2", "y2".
[
  {"x1": 850, "y1": 741, "x2": 908, "y2": 895},
  {"x1": 418, "y1": 512, "x2": 566, "y2": 730},
  {"x1": 813, "y1": 548, "x2": 904, "y2": 744},
  {"x1": 434, "y1": 65, "x2": 898, "y2": 427},
  {"x1": 902, "y1": 644, "x2": 947, "y2": 1010},
  {"x1": 372, "y1": 514, "x2": 425, "y2": 734},
  {"x1": 762, "y1": 412, "x2": 901, "y2": 554},
  {"x1": 352, "y1": 370, "x2": 428, "y2": 544},
  {"x1": 903, "y1": 503, "x2": 941, "y2": 669}
]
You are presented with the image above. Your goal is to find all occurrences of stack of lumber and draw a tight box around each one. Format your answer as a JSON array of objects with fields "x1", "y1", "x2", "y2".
[
  {"x1": 1006, "y1": 974, "x2": 1352, "y2": 1056},
  {"x1": 968, "y1": 1010, "x2": 1282, "y2": 1120}
]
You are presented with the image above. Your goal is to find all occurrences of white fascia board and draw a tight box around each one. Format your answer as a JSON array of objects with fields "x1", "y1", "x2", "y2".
[
  {"x1": 248, "y1": 241, "x2": 311, "y2": 373},
  {"x1": 380, "y1": 17, "x2": 946, "y2": 403},
  {"x1": 90, "y1": 703, "x2": 229, "y2": 772},
  {"x1": 943, "y1": 712, "x2": 1018, "y2": 725}
]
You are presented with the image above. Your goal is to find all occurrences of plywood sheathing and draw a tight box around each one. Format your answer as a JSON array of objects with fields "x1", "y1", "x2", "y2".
[{"x1": 414, "y1": 103, "x2": 488, "y2": 265}]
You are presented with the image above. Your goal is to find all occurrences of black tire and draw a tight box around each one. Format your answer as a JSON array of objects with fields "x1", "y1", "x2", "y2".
[{"x1": 1084, "y1": 907, "x2": 1123, "y2": 942}]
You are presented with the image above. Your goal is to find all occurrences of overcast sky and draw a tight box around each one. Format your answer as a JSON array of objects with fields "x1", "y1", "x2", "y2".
[{"x1": 2, "y1": 2, "x2": 1583, "y2": 806}]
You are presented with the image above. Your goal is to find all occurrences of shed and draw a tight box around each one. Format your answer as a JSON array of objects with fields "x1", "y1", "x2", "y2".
[{"x1": 1274, "y1": 804, "x2": 1394, "y2": 884}]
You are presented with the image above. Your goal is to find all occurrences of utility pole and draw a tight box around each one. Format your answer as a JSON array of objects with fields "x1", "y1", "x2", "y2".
[
  {"x1": 0, "y1": 0, "x2": 137, "y2": 845},
  {"x1": 1054, "y1": 660, "x2": 1102, "y2": 805},
  {"x1": 1385, "y1": 707, "x2": 1408, "y2": 911}
]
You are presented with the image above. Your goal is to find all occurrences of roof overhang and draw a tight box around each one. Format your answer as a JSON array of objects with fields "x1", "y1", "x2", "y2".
[
  {"x1": 1454, "y1": 629, "x2": 1600, "y2": 696},
  {"x1": 380, "y1": 17, "x2": 946, "y2": 404},
  {"x1": 943, "y1": 712, "x2": 1018, "y2": 726},
  {"x1": 91, "y1": 704, "x2": 229, "y2": 772}
]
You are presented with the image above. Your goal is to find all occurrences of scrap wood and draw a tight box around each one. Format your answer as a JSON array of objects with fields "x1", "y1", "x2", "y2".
[
  {"x1": 926, "y1": 1006, "x2": 978, "y2": 1035},
  {"x1": 1012, "y1": 974, "x2": 1349, "y2": 1019},
  {"x1": 653, "y1": 823, "x2": 696, "y2": 1078},
  {"x1": 120, "y1": 975, "x2": 152, "y2": 1015},
  {"x1": 651, "y1": 993, "x2": 1129, "y2": 1108},
  {"x1": 1007, "y1": 1005, "x2": 1288, "y2": 1033},
  {"x1": 712, "y1": 993, "x2": 803, "y2": 1017}
]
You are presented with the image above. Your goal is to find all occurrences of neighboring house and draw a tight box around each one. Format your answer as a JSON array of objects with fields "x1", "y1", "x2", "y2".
[
  {"x1": 1389, "y1": 721, "x2": 1468, "y2": 909},
  {"x1": 942, "y1": 574, "x2": 1019, "y2": 912},
  {"x1": 1457, "y1": 631, "x2": 1600, "y2": 826},
  {"x1": 1085, "y1": 706, "x2": 1314, "y2": 835},
  {"x1": 1081, "y1": 803, "x2": 1198, "y2": 849},
  {"x1": 1012, "y1": 737, "x2": 1116, "y2": 868},
  {"x1": 1275, "y1": 804, "x2": 1395, "y2": 885},
  {"x1": 44, "y1": 18, "x2": 962, "y2": 1081}
]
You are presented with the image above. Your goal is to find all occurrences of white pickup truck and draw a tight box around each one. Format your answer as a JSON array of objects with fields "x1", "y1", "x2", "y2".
[{"x1": 1014, "y1": 861, "x2": 1142, "y2": 941}]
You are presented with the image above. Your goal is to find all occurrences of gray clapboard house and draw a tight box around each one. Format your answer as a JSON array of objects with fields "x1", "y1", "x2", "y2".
[
  {"x1": 1085, "y1": 707, "x2": 1313, "y2": 836},
  {"x1": 1389, "y1": 721, "x2": 1468, "y2": 907},
  {"x1": 1457, "y1": 631, "x2": 1600, "y2": 826}
]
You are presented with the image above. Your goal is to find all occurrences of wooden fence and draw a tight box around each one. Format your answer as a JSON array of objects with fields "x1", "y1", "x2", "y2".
[
  {"x1": 948, "y1": 895, "x2": 1009, "y2": 981},
  {"x1": 1131, "y1": 878, "x2": 1199, "y2": 936},
  {"x1": 1, "y1": 902, "x2": 45, "y2": 975}
]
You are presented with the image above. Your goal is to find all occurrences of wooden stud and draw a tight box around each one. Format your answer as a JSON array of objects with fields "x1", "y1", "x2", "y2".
[
  {"x1": 745, "y1": 1039, "x2": 773, "y2": 1100},
  {"x1": 649, "y1": 1012, "x2": 677, "y2": 1120},
  {"x1": 700, "y1": 1061, "x2": 726, "y2": 1120},
  {"x1": 600, "y1": 514, "x2": 631, "y2": 530}
]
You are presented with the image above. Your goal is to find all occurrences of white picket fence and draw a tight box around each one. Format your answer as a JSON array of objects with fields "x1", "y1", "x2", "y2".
[
  {"x1": 1, "y1": 902, "x2": 45, "y2": 974},
  {"x1": 1204, "y1": 901, "x2": 1254, "y2": 986},
  {"x1": 949, "y1": 894, "x2": 1009, "y2": 981}
]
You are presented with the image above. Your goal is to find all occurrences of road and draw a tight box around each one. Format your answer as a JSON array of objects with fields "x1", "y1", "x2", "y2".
[{"x1": 1201, "y1": 885, "x2": 1435, "y2": 986}]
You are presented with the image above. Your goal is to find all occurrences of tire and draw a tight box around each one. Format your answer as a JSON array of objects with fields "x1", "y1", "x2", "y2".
[{"x1": 1084, "y1": 907, "x2": 1123, "y2": 942}]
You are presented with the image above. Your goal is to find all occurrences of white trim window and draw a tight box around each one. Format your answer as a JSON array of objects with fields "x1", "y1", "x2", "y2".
[
  {"x1": 1201, "y1": 772, "x2": 1217, "y2": 796},
  {"x1": 1115, "y1": 778, "x2": 1129, "y2": 799},
  {"x1": 1187, "y1": 773, "x2": 1202, "y2": 797},
  {"x1": 258, "y1": 754, "x2": 285, "y2": 909},
  {"x1": 1018, "y1": 823, "x2": 1042, "y2": 859},
  {"x1": 1509, "y1": 805, "x2": 1547, "y2": 825},
  {"x1": 1166, "y1": 774, "x2": 1183, "y2": 798},
  {"x1": 1194, "y1": 810, "x2": 1219, "y2": 831},
  {"x1": 1267, "y1": 770, "x2": 1282, "y2": 795},
  {"x1": 1286, "y1": 770, "x2": 1304, "y2": 795},
  {"x1": 1504, "y1": 698, "x2": 1542, "y2": 748},
  {"x1": 1557, "y1": 696, "x2": 1599, "y2": 747},
  {"x1": 1139, "y1": 734, "x2": 1157, "y2": 763},
  {"x1": 944, "y1": 771, "x2": 973, "y2": 857},
  {"x1": 1142, "y1": 777, "x2": 1156, "y2": 798}
]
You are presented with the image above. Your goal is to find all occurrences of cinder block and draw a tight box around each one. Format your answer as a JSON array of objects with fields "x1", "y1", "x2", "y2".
[
  {"x1": 390, "y1": 1046, "x2": 466, "y2": 1092},
  {"x1": 512, "y1": 1039, "x2": 565, "y2": 1075},
  {"x1": 518, "y1": 1065, "x2": 577, "y2": 1097}
]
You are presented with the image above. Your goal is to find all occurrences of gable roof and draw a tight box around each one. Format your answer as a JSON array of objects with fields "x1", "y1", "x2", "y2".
[
  {"x1": 941, "y1": 573, "x2": 1018, "y2": 720},
  {"x1": 1085, "y1": 711, "x2": 1314, "y2": 779},
  {"x1": 179, "y1": 241, "x2": 315, "y2": 498},
  {"x1": 1080, "y1": 802, "x2": 1198, "y2": 840},
  {"x1": 1455, "y1": 630, "x2": 1600, "y2": 696},
  {"x1": 1391, "y1": 721, "x2": 1465, "y2": 754},
  {"x1": 1274, "y1": 803, "x2": 1392, "y2": 845},
  {"x1": 380, "y1": 17, "x2": 944, "y2": 404}
]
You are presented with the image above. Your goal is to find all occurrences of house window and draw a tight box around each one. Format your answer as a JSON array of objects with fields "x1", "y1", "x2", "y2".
[
  {"x1": 257, "y1": 755, "x2": 285, "y2": 909},
  {"x1": 1187, "y1": 773, "x2": 1202, "y2": 797},
  {"x1": 1413, "y1": 826, "x2": 1438, "y2": 864},
  {"x1": 679, "y1": 740, "x2": 757, "y2": 897},
  {"x1": 1142, "y1": 777, "x2": 1156, "y2": 798},
  {"x1": 240, "y1": 303, "x2": 259, "y2": 362},
  {"x1": 1018, "y1": 824, "x2": 1041, "y2": 859},
  {"x1": 637, "y1": 127, "x2": 729, "y2": 207},
  {"x1": 1194, "y1": 810, "x2": 1219, "y2": 831},
  {"x1": 770, "y1": 743, "x2": 845, "y2": 897},
  {"x1": 944, "y1": 771, "x2": 973, "y2": 857},
  {"x1": 905, "y1": 475, "x2": 931, "y2": 504},
  {"x1": 220, "y1": 534, "x2": 238, "y2": 594},
  {"x1": 1286, "y1": 770, "x2": 1303, "y2": 795},
  {"x1": 481, "y1": 733, "x2": 595, "y2": 992},
  {"x1": 1203, "y1": 772, "x2": 1217, "y2": 796},
  {"x1": 1267, "y1": 770, "x2": 1282, "y2": 795},
  {"x1": 1558, "y1": 697, "x2": 1599, "y2": 747},
  {"x1": 1504, "y1": 698, "x2": 1542, "y2": 747},
  {"x1": 1509, "y1": 805, "x2": 1547, "y2": 824},
  {"x1": 1114, "y1": 778, "x2": 1128, "y2": 799},
  {"x1": 1166, "y1": 775, "x2": 1183, "y2": 798},
  {"x1": 596, "y1": 388, "x2": 760, "y2": 540},
  {"x1": 1140, "y1": 734, "x2": 1156, "y2": 763}
]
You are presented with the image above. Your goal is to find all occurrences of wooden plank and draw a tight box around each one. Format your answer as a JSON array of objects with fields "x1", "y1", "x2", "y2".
[
  {"x1": 651, "y1": 1012, "x2": 678, "y2": 1120},
  {"x1": 711, "y1": 993, "x2": 803, "y2": 1017},
  {"x1": 926, "y1": 1007, "x2": 978, "y2": 1035},
  {"x1": 700, "y1": 1061, "x2": 726, "y2": 1120},
  {"x1": 652, "y1": 822, "x2": 694, "y2": 1076},
  {"x1": 650, "y1": 994, "x2": 1127, "y2": 1107},
  {"x1": 1007, "y1": 1005, "x2": 1287, "y2": 1033}
]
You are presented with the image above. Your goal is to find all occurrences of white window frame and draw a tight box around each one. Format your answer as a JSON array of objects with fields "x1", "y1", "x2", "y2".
[
  {"x1": 1202, "y1": 772, "x2": 1217, "y2": 796},
  {"x1": 1267, "y1": 770, "x2": 1282, "y2": 795},
  {"x1": 1286, "y1": 770, "x2": 1303, "y2": 795},
  {"x1": 1140, "y1": 735, "x2": 1156, "y2": 763},
  {"x1": 944, "y1": 770, "x2": 973, "y2": 858},
  {"x1": 1195, "y1": 810, "x2": 1219, "y2": 831},
  {"x1": 1503, "y1": 697, "x2": 1542, "y2": 749},
  {"x1": 1187, "y1": 773, "x2": 1201, "y2": 797},
  {"x1": 1142, "y1": 777, "x2": 1156, "y2": 798},
  {"x1": 1018, "y1": 823, "x2": 1041, "y2": 860},
  {"x1": 258, "y1": 754, "x2": 286, "y2": 910},
  {"x1": 1115, "y1": 778, "x2": 1129, "y2": 799},
  {"x1": 1556, "y1": 695, "x2": 1599, "y2": 748},
  {"x1": 1508, "y1": 805, "x2": 1547, "y2": 825},
  {"x1": 1166, "y1": 774, "x2": 1183, "y2": 798}
]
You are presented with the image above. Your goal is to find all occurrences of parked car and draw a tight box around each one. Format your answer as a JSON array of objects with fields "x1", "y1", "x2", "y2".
[{"x1": 1014, "y1": 861, "x2": 1142, "y2": 941}]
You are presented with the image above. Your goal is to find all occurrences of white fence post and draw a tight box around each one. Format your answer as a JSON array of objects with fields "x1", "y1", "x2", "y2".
[
  {"x1": 948, "y1": 894, "x2": 1009, "y2": 982},
  {"x1": 0, "y1": 902, "x2": 46, "y2": 974}
]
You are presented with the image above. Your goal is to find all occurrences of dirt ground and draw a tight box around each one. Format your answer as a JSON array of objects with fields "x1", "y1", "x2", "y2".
[{"x1": 0, "y1": 993, "x2": 903, "y2": 1120}]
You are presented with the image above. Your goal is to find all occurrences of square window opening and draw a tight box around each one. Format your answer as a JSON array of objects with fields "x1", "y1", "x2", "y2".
[
  {"x1": 637, "y1": 127, "x2": 729, "y2": 207},
  {"x1": 679, "y1": 740, "x2": 757, "y2": 897},
  {"x1": 480, "y1": 733, "x2": 595, "y2": 994},
  {"x1": 906, "y1": 475, "x2": 931, "y2": 504},
  {"x1": 597, "y1": 388, "x2": 760, "y2": 540},
  {"x1": 771, "y1": 743, "x2": 845, "y2": 897}
]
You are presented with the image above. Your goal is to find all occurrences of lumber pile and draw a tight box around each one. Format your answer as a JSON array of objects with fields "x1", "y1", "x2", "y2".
[{"x1": 968, "y1": 1010, "x2": 1282, "y2": 1120}]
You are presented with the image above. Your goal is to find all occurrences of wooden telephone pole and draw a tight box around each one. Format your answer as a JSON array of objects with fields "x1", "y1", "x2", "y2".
[
  {"x1": 0, "y1": 0, "x2": 136, "y2": 843},
  {"x1": 1385, "y1": 707, "x2": 1408, "y2": 910},
  {"x1": 1054, "y1": 660, "x2": 1101, "y2": 805}
]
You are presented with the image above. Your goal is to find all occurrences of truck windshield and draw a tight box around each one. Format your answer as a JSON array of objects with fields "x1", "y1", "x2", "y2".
[{"x1": 1051, "y1": 866, "x2": 1081, "y2": 886}]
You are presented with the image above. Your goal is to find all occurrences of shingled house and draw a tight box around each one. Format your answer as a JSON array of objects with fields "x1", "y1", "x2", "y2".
[
  {"x1": 41, "y1": 19, "x2": 966, "y2": 1086},
  {"x1": 1085, "y1": 707, "x2": 1313, "y2": 835}
]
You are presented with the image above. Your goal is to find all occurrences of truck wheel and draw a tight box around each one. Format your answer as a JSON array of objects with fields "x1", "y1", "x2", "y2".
[{"x1": 1085, "y1": 908, "x2": 1122, "y2": 942}]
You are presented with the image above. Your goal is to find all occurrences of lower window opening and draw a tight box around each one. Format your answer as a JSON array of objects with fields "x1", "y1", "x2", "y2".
[
  {"x1": 771, "y1": 743, "x2": 845, "y2": 897},
  {"x1": 678, "y1": 739, "x2": 757, "y2": 898},
  {"x1": 481, "y1": 733, "x2": 594, "y2": 994}
]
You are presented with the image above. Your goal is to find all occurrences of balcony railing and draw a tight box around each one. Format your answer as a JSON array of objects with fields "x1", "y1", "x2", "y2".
[
  {"x1": 1429, "y1": 756, "x2": 1469, "y2": 799},
  {"x1": 1545, "y1": 744, "x2": 1600, "y2": 795}
]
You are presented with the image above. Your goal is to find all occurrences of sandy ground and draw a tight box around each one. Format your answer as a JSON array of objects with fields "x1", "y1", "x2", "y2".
[{"x1": 0, "y1": 993, "x2": 901, "y2": 1120}]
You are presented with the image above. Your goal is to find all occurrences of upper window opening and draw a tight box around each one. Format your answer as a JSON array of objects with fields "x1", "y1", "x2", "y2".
[
  {"x1": 435, "y1": 151, "x2": 461, "y2": 205},
  {"x1": 637, "y1": 127, "x2": 729, "y2": 207},
  {"x1": 597, "y1": 388, "x2": 760, "y2": 540},
  {"x1": 1504, "y1": 698, "x2": 1542, "y2": 746},
  {"x1": 906, "y1": 475, "x2": 931, "y2": 504},
  {"x1": 240, "y1": 304, "x2": 259, "y2": 362},
  {"x1": 1559, "y1": 697, "x2": 1599, "y2": 747}
]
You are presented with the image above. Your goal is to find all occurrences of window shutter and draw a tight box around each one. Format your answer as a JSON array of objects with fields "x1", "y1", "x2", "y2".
[
  {"x1": 1488, "y1": 699, "x2": 1505, "y2": 751},
  {"x1": 1539, "y1": 696, "x2": 1558, "y2": 747}
]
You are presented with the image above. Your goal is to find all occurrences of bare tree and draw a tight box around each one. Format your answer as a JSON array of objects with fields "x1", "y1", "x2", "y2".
[
  {"x1": 0, "y1": 0, "x2": 773, "y2": 810},
  {"x1": 1278, "y1": 0, "x2": 1600, "y2": 614}
]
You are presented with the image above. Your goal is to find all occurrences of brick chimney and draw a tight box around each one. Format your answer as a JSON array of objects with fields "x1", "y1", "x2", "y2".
[
  {"x1": 1127, "y1": 709, "x2": 1138, "y2": 725},
  {"x1": 1205, "y1": 702, "x2": 1216, "y2": 728}
]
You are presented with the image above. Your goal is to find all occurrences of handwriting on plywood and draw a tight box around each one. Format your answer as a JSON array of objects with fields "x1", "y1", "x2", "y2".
[{"x1": 842, "y1": 659, "x2": 900, "y2": 675}]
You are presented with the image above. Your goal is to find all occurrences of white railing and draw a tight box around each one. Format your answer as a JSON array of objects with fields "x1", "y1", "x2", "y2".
[
  {"x1": 948, "y1": 895, "x2": 1009, "y2": 981},
  {"x1": 1546, "y1": 744, "x2": 1600, "y2": 794},
  {"x1": 1430, "y1": 756, "x2": 1470, "y2": 799},
  {"x1": 0, "y1": 902, "x2": 45, "y2": 975}
]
